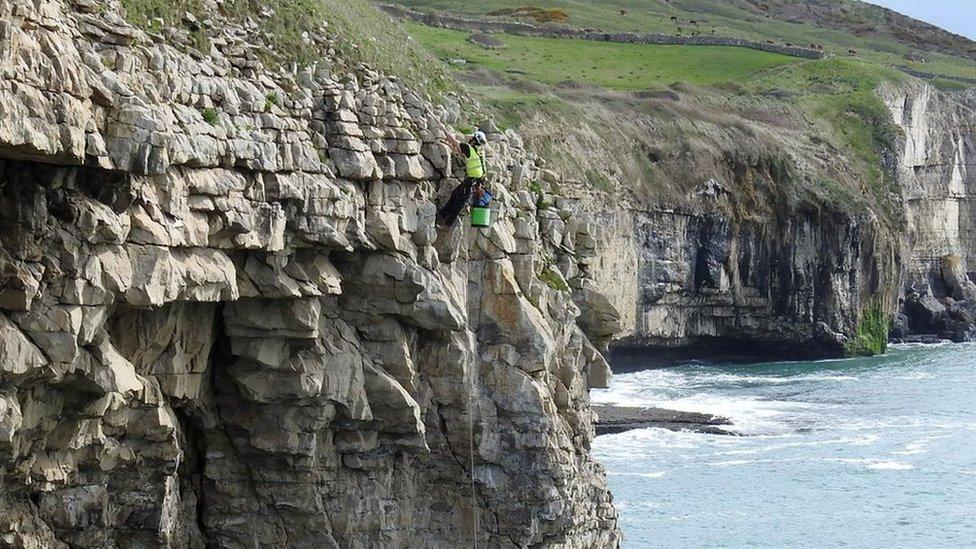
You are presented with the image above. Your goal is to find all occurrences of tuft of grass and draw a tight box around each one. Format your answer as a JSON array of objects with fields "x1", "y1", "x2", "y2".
[
  {"x1": 538, "y1": 266, "x2": 569, "y2": 292},
  {"x1": 190, "y1": 28, "x2": 210, "y2": 53},
  {"x1": 264, "y1": 92, "x2": 279, "y2": 112},
  {"x1": 845, "y1": 301, "x2": 889, "y2": 357},
  {"x1": 201, "y1": 107, "x2": 219, "y2": 125},
  {"x1": 583, "y1": 168, "x2": 614, "y2": 193}
]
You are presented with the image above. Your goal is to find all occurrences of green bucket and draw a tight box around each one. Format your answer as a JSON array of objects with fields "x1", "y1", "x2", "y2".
[{"x1": 471, "y1": 206, "x2": 491, "y2": 228}]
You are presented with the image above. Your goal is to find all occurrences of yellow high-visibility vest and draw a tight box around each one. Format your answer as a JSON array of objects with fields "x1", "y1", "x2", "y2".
[{"x1": 465, "y1": 145, "x2": 485, "y2": 179}]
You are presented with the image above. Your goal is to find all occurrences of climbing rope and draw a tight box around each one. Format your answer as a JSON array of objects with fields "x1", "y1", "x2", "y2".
[
  {"x1": 467, "y1": 357, "x2": 479, "y2": 549},
  {"x1": 427, "y1": 103, "x2": 479, "y2": 546}
]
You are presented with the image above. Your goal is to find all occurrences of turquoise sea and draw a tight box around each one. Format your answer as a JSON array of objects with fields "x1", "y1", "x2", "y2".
[{"x1": 592, "y1": 344, "x2": 976, "y2": 548}]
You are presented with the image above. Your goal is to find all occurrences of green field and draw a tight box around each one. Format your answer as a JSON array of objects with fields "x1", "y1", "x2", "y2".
[
  {"x1": 406, "y1": 23, "x2": 798, "y2": 89},
  {"x1": 396, "y1": 0, "x2": 976, "y2": 84}
]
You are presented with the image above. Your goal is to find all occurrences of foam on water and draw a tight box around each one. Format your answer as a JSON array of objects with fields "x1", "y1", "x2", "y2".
[
  {"x1": 594, "y1": 372, "x2": 822, "y2": 435},
  {"x1": 651, "y1": 393, "x2": 810, "y2": 435},
  {"x1": 608, "y1": 471, "x2": 667, "y2": 479},
  {"x1": 596, "y1": 344, "x2": 976, "y2": 548},
  {"x1": 866, "y1": 461, "x2": 915, "y2": 471},
  {"x1": 889, "y1": 434, "x2": 947, "y2": 456},
  {"x1": 822, "y1": 457, "x2": 916, "y2": 470}
]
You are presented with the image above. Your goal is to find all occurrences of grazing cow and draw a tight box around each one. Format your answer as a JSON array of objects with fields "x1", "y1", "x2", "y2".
[
  {"x1": 849, "y1": 48, "x2": 858, "y2": 56},
  {"x1": 620, "y1": 10, "x2": 626, "y2": 16},
  {"x1": 670, "y1": 16, "x2": 678, "y2": 22},
  {"x1": 767, "y1": 40, "x2": 775, "y2": 45}
]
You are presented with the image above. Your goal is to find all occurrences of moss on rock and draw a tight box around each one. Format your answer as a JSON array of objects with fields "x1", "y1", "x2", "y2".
[{"x1": 845, "y1": 301, "x2": 890, "y2": 357}]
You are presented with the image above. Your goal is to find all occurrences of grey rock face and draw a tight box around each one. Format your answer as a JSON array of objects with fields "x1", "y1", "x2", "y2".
[
  {"x1": 566, "y1": 200, "x2": 900, "y2": 359},
  {"x1": 553, "y1": 80, "x2": 976, "y2": 357},
  {"x1": 880, "y1": 82, "x2": 976, "y2": 341},
  {"x1": 0, "y1": 1, "x2": 619, "y2": 546},
  {"x1": 905, "y1": 291, "x2": 947, "y2": 333}
]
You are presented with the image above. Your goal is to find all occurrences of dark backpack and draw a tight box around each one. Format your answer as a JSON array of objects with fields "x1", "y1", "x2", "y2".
[{"x1": 472, "y1": 185, "x2": 493, "y2": 207}]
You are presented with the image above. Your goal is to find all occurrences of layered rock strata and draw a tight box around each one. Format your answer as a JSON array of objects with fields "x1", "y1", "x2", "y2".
[
  {"x1": 544, "y1": 184, "x2": 900, "y2": 359},
  {"x1": 0, "y1": 0, "x2": 620, "y2": 546}
]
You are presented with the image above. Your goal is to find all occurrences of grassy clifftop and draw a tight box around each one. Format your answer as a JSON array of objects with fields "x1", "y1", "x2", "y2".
[{"x1": 119, "y1": 0, "x2": 452, "y2": 93}]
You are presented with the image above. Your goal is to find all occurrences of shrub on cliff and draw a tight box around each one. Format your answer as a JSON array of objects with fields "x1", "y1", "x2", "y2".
[
  {"x1": 487, "y1": 6, "x2": 570, "y2": 24},
  {"x1": 538, "y1": 266, "x2": 570, "y2": 292}
]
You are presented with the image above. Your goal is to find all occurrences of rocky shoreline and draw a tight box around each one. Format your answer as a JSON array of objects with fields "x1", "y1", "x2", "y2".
[{"x1": 594, "y1": 405, "x2": 734, "y2": 436}]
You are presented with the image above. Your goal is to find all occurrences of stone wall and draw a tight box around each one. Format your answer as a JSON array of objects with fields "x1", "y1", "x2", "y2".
[
  {"x1": 896, "y1": 66, "x2": 976, "y2": 86},
  {"x1": 0, "y1": 0, "x2": 620, "y2": 546}
]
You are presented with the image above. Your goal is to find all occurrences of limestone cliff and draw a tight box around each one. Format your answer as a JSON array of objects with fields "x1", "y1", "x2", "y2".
[
  {"x1": 587, "y1": 204, "x2": 899, "y2": 359},
  {"x1": 558, "y1": 78, "x2": 976, "y2": 353},
  {"x1": 0, "y1": 0, "x2": 618, "y2": 546},
  {"x1": 881, "y1": 81, "x2": 976, "y2": 278},
  {"x1": 510, "y1": 91, "x2": 903, "y2": 360},
  {"x1": 880, "y1": 81, "x2": 976, "y2": 341}
]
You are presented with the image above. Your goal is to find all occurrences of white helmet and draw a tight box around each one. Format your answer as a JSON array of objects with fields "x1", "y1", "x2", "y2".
[{"x1": 472, "y1": 130, "x2": 488, "y2": 146}]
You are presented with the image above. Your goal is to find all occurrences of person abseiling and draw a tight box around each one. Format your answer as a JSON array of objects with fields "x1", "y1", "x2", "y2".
[{"x1": 437, "y1": 123, "x2": 491, "y2": 226}]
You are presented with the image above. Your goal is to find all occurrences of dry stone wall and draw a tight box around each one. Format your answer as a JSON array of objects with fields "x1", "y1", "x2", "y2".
[{"x1": 0, "y1": 0, "x2": 620, "y2": 546}]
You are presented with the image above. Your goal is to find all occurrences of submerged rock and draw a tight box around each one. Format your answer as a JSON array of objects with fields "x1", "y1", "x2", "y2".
[{"x1": 593, "y1": 405, "x2": 734, "y2": 436}]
